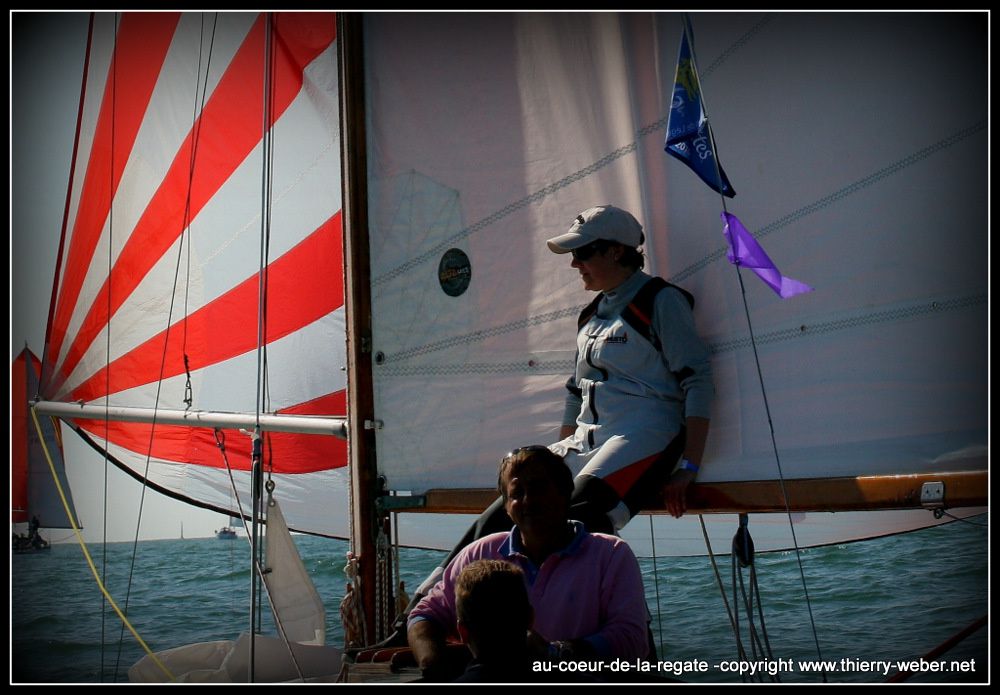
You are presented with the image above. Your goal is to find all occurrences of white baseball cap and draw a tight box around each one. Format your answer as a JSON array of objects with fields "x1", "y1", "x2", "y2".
[{"x1": 546, "y1": 204, "x2": 645, "y2": 254}]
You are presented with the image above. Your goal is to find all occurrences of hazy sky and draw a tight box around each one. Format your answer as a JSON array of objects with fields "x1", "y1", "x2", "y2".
[{"x1": 10, "y1": 12, "x2": 229, "y2": 542}]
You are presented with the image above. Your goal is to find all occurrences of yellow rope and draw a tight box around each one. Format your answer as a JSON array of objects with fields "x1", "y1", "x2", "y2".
[{"x1": 29, "y1": 405, "x2": 176, "y2": 682}]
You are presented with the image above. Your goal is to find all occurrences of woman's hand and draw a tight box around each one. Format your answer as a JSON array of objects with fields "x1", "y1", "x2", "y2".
[
  {"x1": 526, "y1": 629, "x2": 551, "y2": 658},
  {"x1": 662, "y1": 469, "x2": 696, "y2": 518}
]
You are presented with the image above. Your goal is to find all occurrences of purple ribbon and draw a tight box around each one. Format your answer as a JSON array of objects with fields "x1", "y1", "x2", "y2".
[{"x1": 722, "y1": 212, "x2": 813, "y2": 298}]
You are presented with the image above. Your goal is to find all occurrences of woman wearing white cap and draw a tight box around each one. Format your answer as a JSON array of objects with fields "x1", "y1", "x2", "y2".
[{"x1": 543, "y1": 204, "x2": 713, "y2": 532}]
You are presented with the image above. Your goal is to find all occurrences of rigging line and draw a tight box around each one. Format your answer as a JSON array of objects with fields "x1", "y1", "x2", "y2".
[
  {"x1": 259, "y1": 23, "x2": 275, "y2": 431},
  {"x1": 105, "y1": 12, "x2": 204, "y2": 678},
  {"x1": 734, "y1": 562, "x2": 773, "y2": 681},
  {"x1": 730, "y1": 554, "x2": 747, "y2": 681},
  {"x1": 249, "y1": 12, "x2": 277, "y2": 679},
  {"x1": 936, "y1": 510, "x2": 988, "y2": 527},
  {"x1": 260, "y1": 12, "x2": 279, "y2": 481},
  {"x1": 28, "y1": 405, "x2": 176, "y2": 682},
  {"x1": 388, "y1": 507, "x2": 405, "y2": 633},
  {"x1": 746, "y1": 570, "x2": 779, "y2": 683},
  {"x1": 751, "y1": 565, "x2": 779, "y2": 681},
  {"x1": 698, "y1": 516, "x2": 750, "y2": 663},
  {"x1": 262, "y1": 3, "x2": 281, "y2": 608},
  {"x1": 104, "y1": 15, "x2": 227, "y2": 683},
  {"x1": 41, "y1": 13, "x2": 96, "y2": 397},
  {"x1": 732, "y1": 559, "x2": 754, "y2": 665},
  {"x1": 683, "y1": 11, "x2": 826, "y2": 678},
  {"x1": 733, "y1": 240, "x2": 827, "y2": 679},
  {"x1": 68, "y1": 422, "x2": 333, "y2": 536},
  {"x1": 214, "y1": 429, "x2": 255, "y2": 542},
  {"x1": 885, "y1": 614, "x2": 987, "y2": 683},
  {"x1": 181, "y1": 13, "x2": 219, "y2": 410},
  {"x1": 255, "y1": 11, "x2": 277, "y2": 429},
  {"x1": 646, "y1": 516, "x2": 665, "y2": 657},
  {"x1": 103, "y1": 13, "x2": 118, "y2": 681},
  {"x1": 253, "y1": 19, "x2": 282, "y2": 651},
  {"x1": 729, "y1": 560, "x2": 775, "y2": 684}
]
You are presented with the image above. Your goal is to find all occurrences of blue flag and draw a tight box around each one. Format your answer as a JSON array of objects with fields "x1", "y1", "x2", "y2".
[{"x1": 664, "y1": 23, "x2": 735, "y2": 198}]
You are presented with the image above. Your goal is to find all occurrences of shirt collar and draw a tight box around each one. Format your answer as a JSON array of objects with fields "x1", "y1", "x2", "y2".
[
  {"x1": 501, "y1": 520, "x2": 588, "y2": 560},
  {"x1": 603, "y1": 269, "x2": 648, "y2": 299}
]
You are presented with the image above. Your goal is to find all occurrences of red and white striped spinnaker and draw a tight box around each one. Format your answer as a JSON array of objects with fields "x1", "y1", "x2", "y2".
[{"x1": 37, "y1": 12, "x2": 348, "y2": 537}]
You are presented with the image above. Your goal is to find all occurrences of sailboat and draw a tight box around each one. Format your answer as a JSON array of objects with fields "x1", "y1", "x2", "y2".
[
  {"x1": 338, "y1": 10, "x2": 987, "y2": 650},
  {"x1": 17, "y1": 10, "x2": 986, "y2": 683},
  {"x1": 216, "y1": 517, "x2": 239, "y2": 540},
  {"x1": 12, "y1": 347, "x2": 81, "y2": 554}
]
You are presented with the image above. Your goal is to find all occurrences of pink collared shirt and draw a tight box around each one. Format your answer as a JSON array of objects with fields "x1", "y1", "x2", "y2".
[{"x1": 409, "y1": 522, "x2": 649, "y2": 658}]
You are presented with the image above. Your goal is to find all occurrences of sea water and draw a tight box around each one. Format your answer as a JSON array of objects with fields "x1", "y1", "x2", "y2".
[{"x1": 11, "y1": 515, "x2": 988, "y2": 684}]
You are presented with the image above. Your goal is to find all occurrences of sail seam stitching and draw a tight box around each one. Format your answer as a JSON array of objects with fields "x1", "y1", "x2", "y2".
[
  {"x1": 701, "y1": 14, "x2": 777, "y2": 78},
  {"x1": 380, "y1": 359, "x2": 574, "y2": 377},
  {"x1": 380, "y1": 307, "x2": 580, "y2": 363},
  {"x1": 371, "y1": 17, "x2": 776, "y2": 289},
  {"x1": 673, "y1": 121, "x2": 987, "y2": 283},
  {"x1": 377, "y1": 293, "x2": 984, "y2": 374},
  {"x1": 709, "y1": 293, "x2": 986, "y2": 354}
]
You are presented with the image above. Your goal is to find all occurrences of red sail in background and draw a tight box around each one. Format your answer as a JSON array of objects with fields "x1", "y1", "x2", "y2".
[
  {"x1": 12, "y1": 349, "x2": 40, "y2": 523},
  {"x1": 13, "y1": 347, "x2": 80, "y2": 530}
]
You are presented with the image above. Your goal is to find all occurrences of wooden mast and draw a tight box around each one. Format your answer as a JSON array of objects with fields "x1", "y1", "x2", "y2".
[{"x1": 337, "y1": 12, "x2": 388, "y2": 644}]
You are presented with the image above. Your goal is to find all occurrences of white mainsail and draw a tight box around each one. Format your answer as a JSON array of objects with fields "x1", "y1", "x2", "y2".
[{"x1": 359, "y1": 12, "x2": 986, "y2": 548}]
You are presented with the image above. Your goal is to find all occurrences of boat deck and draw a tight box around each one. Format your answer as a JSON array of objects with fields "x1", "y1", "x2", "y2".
[{"x1": 339, "y1": 663, "x2": 422, "y2": 683}]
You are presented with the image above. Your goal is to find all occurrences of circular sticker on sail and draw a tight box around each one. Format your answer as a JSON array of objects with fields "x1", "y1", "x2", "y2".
[{"x1": 438, "y1": 248, "x2": 472, "y2": 297}]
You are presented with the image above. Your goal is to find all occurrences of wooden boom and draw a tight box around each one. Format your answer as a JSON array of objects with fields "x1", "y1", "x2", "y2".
[{"x1": 392, "y1": 470, "x2": 987, "y2": 515}]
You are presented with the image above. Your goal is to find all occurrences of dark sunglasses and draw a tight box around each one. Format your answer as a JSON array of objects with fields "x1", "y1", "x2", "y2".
[{"x1": 571, "y1": 240, "x2": 610, "y2": 262}]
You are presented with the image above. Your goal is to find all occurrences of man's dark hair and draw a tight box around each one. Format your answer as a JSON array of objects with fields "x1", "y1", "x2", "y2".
[{"x1": 497, "y1": 446, "x2": 574, "y2": 501}]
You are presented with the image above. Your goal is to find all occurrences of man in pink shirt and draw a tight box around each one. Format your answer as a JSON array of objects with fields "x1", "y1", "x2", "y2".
[{"x1": 407, "y1": 445, "x2": 650, "y2": 680}]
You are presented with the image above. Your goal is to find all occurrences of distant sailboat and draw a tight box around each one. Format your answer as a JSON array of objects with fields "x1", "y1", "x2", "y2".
[
  {"x1": 13, "y1": 347, "x2": 81, "y2": 554},
  {"x1": 215, "y1": 520, "x2": 237, "y2": 541}
]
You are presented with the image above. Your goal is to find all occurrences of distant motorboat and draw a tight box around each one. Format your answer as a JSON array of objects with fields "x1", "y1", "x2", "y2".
[{"x1": 215, "y1": 527, "x2": 237, "y2": 540}]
